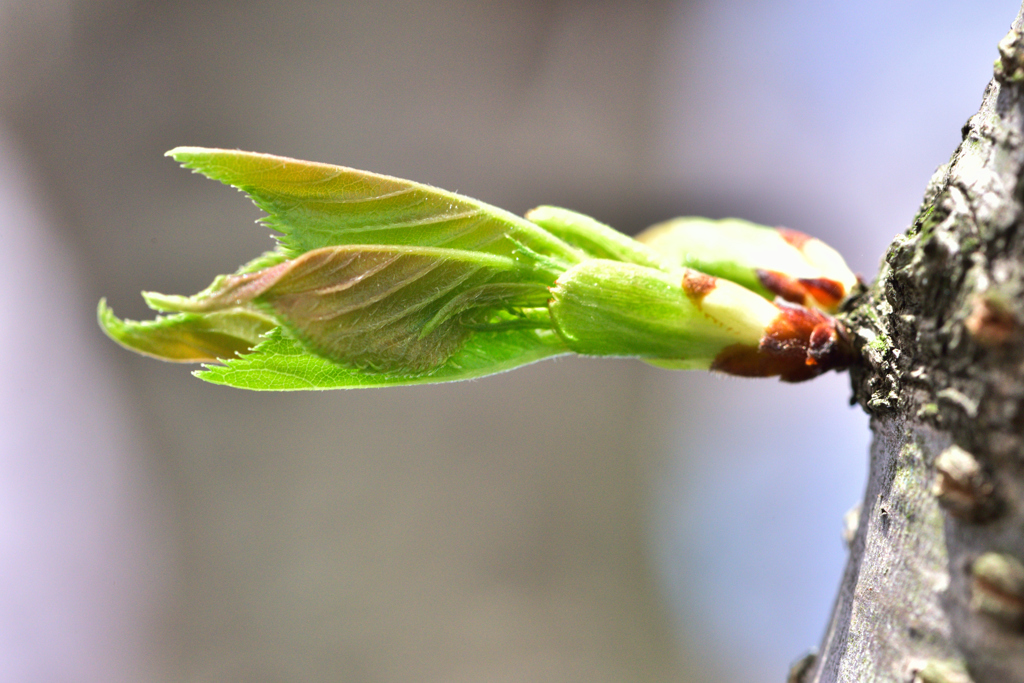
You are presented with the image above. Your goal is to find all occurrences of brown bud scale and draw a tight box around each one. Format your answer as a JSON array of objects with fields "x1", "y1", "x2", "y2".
[
  {"x1": 711, "y1": 303, "x2": 854, "y2": 382},
  {"x1": 756, "y1": 269, "x2": 808, "y2": 305},
  {"x1": 797, "y1": 277, "x2": 846, "y2": 309},
  {"x1": 777, "y1": 227, "x2": 813, "y2": 249},
  {"x1": 756, "y1": 269, "x2": 846, "y2": 310},
  {"x1": 680, "y1": 269, "x2": 717, "y2": 305}
]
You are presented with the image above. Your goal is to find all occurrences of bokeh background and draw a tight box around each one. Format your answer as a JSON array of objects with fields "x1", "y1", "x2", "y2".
[{"x1": 0, "y1": 1, "x2": 1013, "y2": 681}]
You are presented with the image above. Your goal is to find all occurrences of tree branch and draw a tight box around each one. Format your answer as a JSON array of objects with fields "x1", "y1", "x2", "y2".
[{"x1": 802, "y1": 4, "x2": 1024, "y2": 682}]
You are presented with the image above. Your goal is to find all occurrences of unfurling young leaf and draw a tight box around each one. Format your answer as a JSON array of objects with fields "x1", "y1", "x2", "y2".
[{"x1": 99, "y1": 148, "x2": 856, "y2": 390}]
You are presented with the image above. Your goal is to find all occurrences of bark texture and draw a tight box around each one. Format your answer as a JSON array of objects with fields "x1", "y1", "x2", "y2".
[{"x1": 802, "y1": 7, "x2": 1024, "y2": 683}]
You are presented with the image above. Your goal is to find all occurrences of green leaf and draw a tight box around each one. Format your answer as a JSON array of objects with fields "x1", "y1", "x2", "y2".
[
  {"x1": 149, "y1": 245, "x2": 555, "y2": 374},
  {"x1": 195, "y1": 326, "x2": 567, "y2": 390},
  {"x1": 166, "y1": 147, "x2": 583, "y2": 268},
  {"x1": 98, "y1": 298, "x2": 276, "y2": 362}
]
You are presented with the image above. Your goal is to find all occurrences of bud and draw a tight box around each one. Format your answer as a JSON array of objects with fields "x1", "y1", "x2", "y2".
[
  {"x1": 548, "y1": 260, "x2": 854, "y2": 381},
  {"x1": 636, "y1": 217, "x2": 858, "y2": 312},
  {"x1": 99, "y1": 148, "x2": 856, "y2": 390}
]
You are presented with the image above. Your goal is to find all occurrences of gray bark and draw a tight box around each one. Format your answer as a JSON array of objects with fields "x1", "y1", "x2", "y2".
[{"x1": 803, "y1": 6, "x2": 1024, "y2": 682}]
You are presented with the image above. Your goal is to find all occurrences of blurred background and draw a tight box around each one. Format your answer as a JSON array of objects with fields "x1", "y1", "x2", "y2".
[{"x1": 0, "y1": 1, "x2": 1013, "y2": 681}]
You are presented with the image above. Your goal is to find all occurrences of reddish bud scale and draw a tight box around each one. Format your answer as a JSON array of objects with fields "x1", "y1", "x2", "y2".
[
  {"x1": 756, "y1": 269, "x2": 808, "y2": 306},
  {"x1": 681, "y1": 270, "x2": 717, "y2": 303},
  {"x1": 711, "y1": 303, "x2": 854, "y2": 382},
  {"x1": 798, "y1": 277, "x2": 846, "y2": 309},
  {"x1": 777, "y1": 227, "x2": 813, "y2": 249},
  {"x1": 756, "y1": 269, "x2": 846, "y2": 310}
]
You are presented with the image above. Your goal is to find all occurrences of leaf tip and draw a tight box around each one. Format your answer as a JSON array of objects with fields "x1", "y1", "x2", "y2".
[
  {"x1": 165, "y1": 145, "x2": 211, "y2": 160},
  {"x1": 191, "y1": 365, "x2": 222, "y2": 385},
  {"x1": 97, "y1": 297, "x2": 123, "y2": 339},
  {"x1": 165, "y1": 146, "x2": 201, "y2": 166},
  {"x1": 96, "y1": 298, "x2": 150, "y2": 355},
  {"x1": 165, "y1": 146, "x2": 232, "y2": 178},
  {"x1": 141, "y1": 290, "x2": 191, "y2": 313}
]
